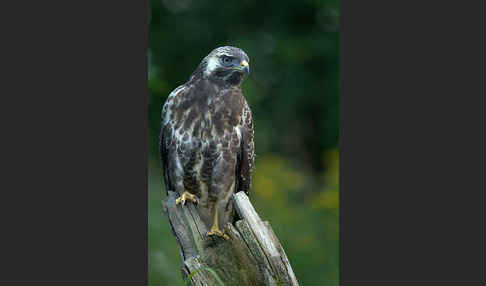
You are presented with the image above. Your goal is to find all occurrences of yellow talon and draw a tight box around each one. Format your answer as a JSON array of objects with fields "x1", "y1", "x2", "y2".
[
  {"x1": 175, "y1": 191, "x2": 197, "y2": 206},
  {"x1": 207, "y1": 207, "x2": 229, "y2": 240},
  {"x1": 207, "y1": 228, "x2": 230, "y2": 240}
]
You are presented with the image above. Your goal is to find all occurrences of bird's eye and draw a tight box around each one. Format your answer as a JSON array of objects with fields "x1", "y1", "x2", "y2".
[{"x1": 222, "y1": 56, "x2": 232, "y2": 65}]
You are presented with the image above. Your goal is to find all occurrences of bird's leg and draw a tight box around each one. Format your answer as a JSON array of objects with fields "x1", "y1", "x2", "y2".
[
  {"x1": 207, "y1": 206, "x2": 229, "y2": 240},
  {"x1": 175, "y1": 191, "x2": 198, "y2": 206}
]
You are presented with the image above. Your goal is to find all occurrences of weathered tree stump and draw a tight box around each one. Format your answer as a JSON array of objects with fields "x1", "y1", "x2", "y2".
[{"x1": 163, "y1": 191, "x2": 299, "y2": 286}]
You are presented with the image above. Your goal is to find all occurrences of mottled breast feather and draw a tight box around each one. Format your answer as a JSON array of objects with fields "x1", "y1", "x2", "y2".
[{"x1": 160, "y1": 79, "x2": 254, "y2": 199}]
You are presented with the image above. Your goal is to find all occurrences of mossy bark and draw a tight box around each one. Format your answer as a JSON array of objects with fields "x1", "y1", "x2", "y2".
[{"x1": 163, "y1": 192, "x2": 299, "y2": 286}]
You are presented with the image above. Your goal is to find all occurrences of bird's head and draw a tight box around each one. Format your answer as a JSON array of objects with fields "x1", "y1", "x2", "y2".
[{"x1": 194, "y1": 46, "x2": 250, "y2": 86}]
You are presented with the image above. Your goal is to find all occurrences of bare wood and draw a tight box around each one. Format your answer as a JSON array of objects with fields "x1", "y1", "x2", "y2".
[{"x1": 163, "y1": 191, "x2": 299, "y2": 286}]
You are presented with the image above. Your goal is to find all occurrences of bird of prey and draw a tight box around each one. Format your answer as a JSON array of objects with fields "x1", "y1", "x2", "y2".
[{"x1": 160, "y1": 46, "x2": 254, "y2": 239}]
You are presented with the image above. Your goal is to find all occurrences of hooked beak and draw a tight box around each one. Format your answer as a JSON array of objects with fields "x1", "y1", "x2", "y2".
[{"x1": 240, "y1": 60, "x2": 249, "y2": 74}]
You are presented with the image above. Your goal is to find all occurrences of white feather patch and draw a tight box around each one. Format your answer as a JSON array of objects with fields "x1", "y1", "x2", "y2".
[{"x1": 204, "y1": 57, "x2": 219, "y2": 76}]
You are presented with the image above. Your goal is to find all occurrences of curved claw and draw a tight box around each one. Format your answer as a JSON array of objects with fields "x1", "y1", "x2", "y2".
[
  {"x1": 207, "y1": 229, "x2": 230, "y2": 240},
  {"x1": 175, "y1": 191, "x2": 198, "y2": 206}
]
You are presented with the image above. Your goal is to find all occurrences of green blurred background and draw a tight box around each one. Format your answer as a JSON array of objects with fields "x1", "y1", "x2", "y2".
[{"x1": 148, "y1": 0, "x2": 339, "y2": 285}]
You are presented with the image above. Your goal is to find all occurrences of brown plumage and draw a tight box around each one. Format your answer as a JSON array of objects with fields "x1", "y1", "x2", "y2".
[{"x1": 160, "y1": 46, "x2": 254, "y2": 238}]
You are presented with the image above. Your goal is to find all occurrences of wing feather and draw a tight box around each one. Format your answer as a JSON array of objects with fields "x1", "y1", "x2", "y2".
[
  {"x1": 236, "y1": 99, "x2": 255, "y2": 196},
  {"x1": 160, "y1": 85, "x2": 187, "y2": 195}
]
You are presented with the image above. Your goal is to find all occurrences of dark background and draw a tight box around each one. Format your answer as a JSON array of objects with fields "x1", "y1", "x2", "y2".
[{"x1": 148, "y1": 0, "x2": 339, "y2": 285}]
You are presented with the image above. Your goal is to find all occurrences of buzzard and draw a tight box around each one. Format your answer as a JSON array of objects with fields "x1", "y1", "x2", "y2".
[{"x1": 160, "y1": 46, "x2": 254, "y2": 239}]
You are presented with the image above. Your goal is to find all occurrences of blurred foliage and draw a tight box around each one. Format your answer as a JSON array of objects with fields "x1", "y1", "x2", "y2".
[{"x1": 148, "y1": 0, "x2": 339, "y2": 285}]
